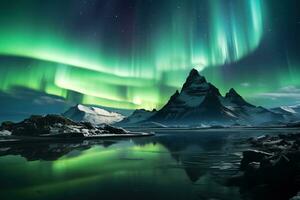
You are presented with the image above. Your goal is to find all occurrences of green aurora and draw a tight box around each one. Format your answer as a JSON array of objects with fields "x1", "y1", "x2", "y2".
[{"x1": 0, "y1": 0, "x2": 299, "y2": 110}]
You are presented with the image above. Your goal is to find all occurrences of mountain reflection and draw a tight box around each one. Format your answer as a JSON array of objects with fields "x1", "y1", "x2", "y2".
[
  {"x1": 0, "y1": 131, "x2": 233, "y2": 184},
  {"x1": 0, "y1": 129, "x2": 298, "y2": 200}
]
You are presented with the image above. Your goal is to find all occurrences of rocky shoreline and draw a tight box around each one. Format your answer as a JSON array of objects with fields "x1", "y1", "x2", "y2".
[
  {"x1": 228, "y1": 133, "x2": 300, "y2": 200},
  {"x1": 0, "y1": 115, "x2": 153, "y2": 140}
]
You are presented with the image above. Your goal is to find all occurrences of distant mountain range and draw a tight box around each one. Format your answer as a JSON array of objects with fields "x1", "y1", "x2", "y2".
[
  {"x1": 119, "y1": 69, "x2": 298, "y2": 127},
  {"x1": 117, "y1": 109, "x2": 157, "y2": 124},
  {"x1": 63, "y1": 104, "x2": 125, "y2": 125},
  {"x1": 63, "y1": 69, "x2": 300, "y2": 127},
  {"x1": 271, "y1": 105, "x2": 300, "y2": 119}
]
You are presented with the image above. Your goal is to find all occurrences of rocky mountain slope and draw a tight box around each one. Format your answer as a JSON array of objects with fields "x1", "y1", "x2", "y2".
[
  {"x1": 146, "y1": 69, "x2": 283, "y2": 126},
  {"x1": 134, "y1": 69, "x2": 285, "y2": 126},
  {"x1": 0, "y1": 115, "x2": 130, "y2": 137},
  {"x1": 117, "y1": 109, "x2": 157, "y2": 125}
]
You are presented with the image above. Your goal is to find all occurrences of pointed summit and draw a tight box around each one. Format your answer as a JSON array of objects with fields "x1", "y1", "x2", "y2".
[
  {"x1": 180, "y1": 69, "x2": 221, "y2": 97},
  {"x1": 225, "y1": 88, "x2": 240, "y2": 98},
  {"x1": 189, "y1": 68, "x2": 201, "y2": 78},
  {"x1": 182, "y1": 69, "x2": 207, "y2": 91},
  {"x1": 225, "y1": 88, "x2": 254, "y2": 107}
]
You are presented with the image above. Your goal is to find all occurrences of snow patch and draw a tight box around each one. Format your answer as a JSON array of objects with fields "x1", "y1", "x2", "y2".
[
  {"x1": 280, "y1": 106, "x2": 297, "y2": 114},
  {"x1": 0, "y1": 130, "x2": 12, "y2": 136},
  {"x1": 63, "y1": 104, "x2": 125, "y2": 125}
]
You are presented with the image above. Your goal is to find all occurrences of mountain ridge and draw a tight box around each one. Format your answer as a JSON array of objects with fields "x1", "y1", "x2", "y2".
[{"x1": 121, "y1": 69, "x2": 285, "y2": 126}]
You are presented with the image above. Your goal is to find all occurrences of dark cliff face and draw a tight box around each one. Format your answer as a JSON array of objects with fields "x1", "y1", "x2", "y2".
[{"x1": 184, "y1": 91, "x2": 237, "y2": 123}]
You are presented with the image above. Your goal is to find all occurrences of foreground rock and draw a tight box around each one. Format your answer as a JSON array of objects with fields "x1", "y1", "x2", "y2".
[
  {"x1": 228, "y1": 133, "x2": 300, "y2": 200},
  {"x1": 0, "y1": 114, "x2": 152, "y2": 139}
]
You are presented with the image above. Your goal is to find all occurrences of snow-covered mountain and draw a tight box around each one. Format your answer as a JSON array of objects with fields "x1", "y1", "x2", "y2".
[
  {"x1": 221, "y1": 88, "x2": 284, "y2": 125},
  {"x1": 144, "y1": 69, "x2": 285, "y2": 126},
  {"x1": 117, "y1": 109, "x2": 157, "y2": 125},
  {"x1": 149, "y1": 69, "x2": 237, "y2": 125},
  {"x1": 271, "y1": 105, "x2": 300, "y2": 121},
  {"x1": 63, "y1": 104, "x2": 125, "y2": 125}
]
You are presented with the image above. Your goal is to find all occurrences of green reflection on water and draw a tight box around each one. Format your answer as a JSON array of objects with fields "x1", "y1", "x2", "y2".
[{"x1": 0, "y1": 140, "x2": 240, "y2": 200}]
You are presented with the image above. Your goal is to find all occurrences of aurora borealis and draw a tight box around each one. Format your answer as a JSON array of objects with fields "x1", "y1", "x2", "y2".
[{"x1": 0, "y1": 0, "x2": 300, "y2": 113}]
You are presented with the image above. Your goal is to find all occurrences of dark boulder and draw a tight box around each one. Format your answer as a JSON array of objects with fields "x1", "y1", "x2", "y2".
[
  {"x1": 228, "y1": 133, "x2": 300, "y2": 200},
  {"x1": 103, "y1": 125, "x2": 128, "y2": 134},
  {"x1": 81, "y1": 122, "x2": 94, "y2": 129},
  {"x1": 241, "y1": 150, "x2": 273, "y2": 170}
]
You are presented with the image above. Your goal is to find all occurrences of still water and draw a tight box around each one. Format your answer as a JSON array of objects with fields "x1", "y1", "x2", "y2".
[{"x1": 0, "y1": 129, "x2": 297, "y2": 200}]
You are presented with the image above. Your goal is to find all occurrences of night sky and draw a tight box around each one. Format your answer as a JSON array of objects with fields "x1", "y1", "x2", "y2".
[{"x1": 0, "y1": 0, "x2": 300, "y2": 120}]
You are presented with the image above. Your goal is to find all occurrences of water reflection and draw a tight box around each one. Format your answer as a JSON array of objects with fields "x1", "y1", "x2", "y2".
[{"x1": 0, "y1": 130, "x2": 295, "y2": 200}]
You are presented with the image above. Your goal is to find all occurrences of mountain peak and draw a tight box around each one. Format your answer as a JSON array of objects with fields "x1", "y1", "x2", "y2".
[
  {"x1": 182, "y1": 69, "x2": 207, "y2": 91},
  {"x1": 187, "y1": 68, "x2": 206, "y2": 82},
  {"x1": 225, "y1": 88, "x2": 254, "y2": 107},
  {"x1": 138, "y1": 68, "x2": 285, "y2": 126},
  {"x1": 180, "y1": 69, "x2": 222, "y2": 98},
  {"x1": 226, "y1": 88, "x2": 240, "y2": 98},
  {"x1": 189, "y1": 68, "x2": 200, "y2": 77}
]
